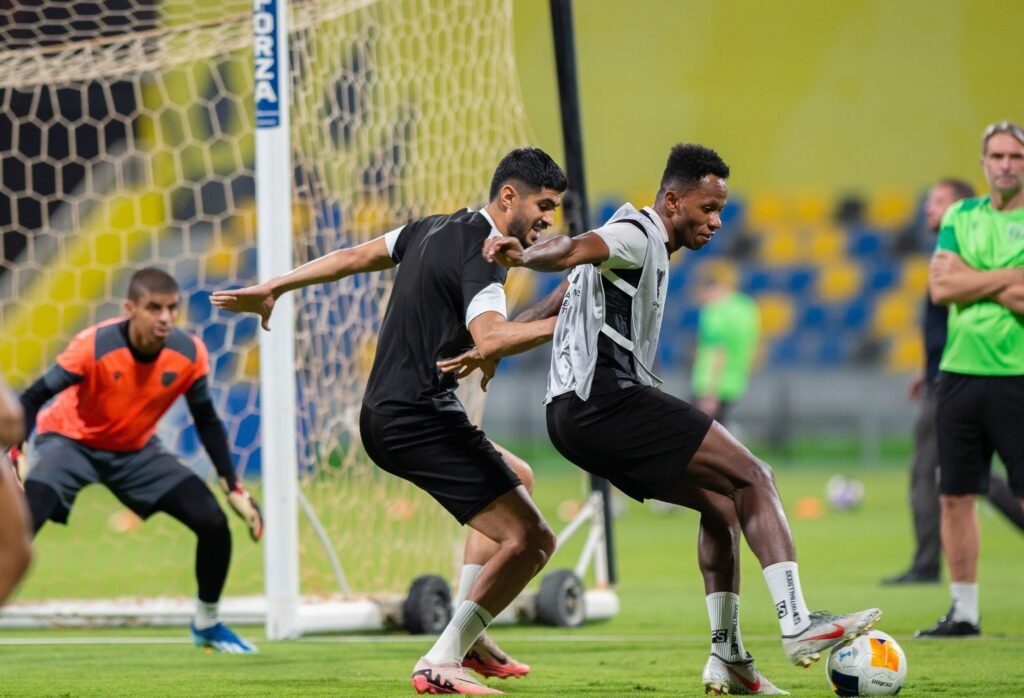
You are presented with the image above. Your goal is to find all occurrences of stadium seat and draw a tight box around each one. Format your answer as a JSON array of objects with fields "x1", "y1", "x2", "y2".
[
  {"x1": 816, "y1": 261, "x2": 862, "y2": 303},
  {"x1": 872, "y1": 289, "x2": 916, "y2": 336},
  {"x1": 847, "y1": 231, "x2": 885, "y2": 258},
  {"x1": 756, "y1": 292, "x2": 795, "y2": 339},
  {"x1": 793, "y1": 192, "x2": 830, "y2": 225},
  {"x1": 901, "y1": 255, "x2": 931, "y2": 295},
  {"x1": 807, "y1": 226, "x2": 845, "y2": 262},
  {"x1": 886, "y1": 329, "x2": 925, "y2": 373},
  {"x1": 868, "y1": 190, "x2": 915, "y2": 229},
  {"x1": 758, "y1": 227, "x2": 802, "y2": 265}
]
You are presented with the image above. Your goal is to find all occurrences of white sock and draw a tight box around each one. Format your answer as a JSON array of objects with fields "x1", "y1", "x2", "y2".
[
  {"x1": 950, "y1": 582, "x2": 979, "y2": 624},
  {"x1": 706, "y1": 592, "x2": 746, "y2": 662},
  {"x1": 454, "y1": 564, "x2": 483, "y2": 607},
  {"x1": 193, "y1": 599, "x2": 219, "y2": 630},
  {"x1": 763, "y1": 561, "x2": 812, "y2": 635},
  {"x1": 424, "y1": 601, "x2": 492, "y2": 665}
]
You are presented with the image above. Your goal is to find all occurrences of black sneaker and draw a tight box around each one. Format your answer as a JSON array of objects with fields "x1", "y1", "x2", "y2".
[
  {"x1": 881, "y1": 569, "x2": 940, "y2": 585},
  {"x1": 914, "y1": 607, "x2": 980, "y2": 638}
]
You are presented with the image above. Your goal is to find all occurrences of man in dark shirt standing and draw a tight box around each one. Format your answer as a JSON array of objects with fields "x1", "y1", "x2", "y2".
[
  {"x1": 883, "y1": 179, "x2": 1024, "y2": 585},
  {"x1": 213, "y1": 148, "x2": 566, "y2": 695}
]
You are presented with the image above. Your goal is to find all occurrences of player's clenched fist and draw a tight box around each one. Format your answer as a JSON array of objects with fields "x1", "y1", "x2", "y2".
[{"x1": 482, "y1": 236, "x2": 525, "y2": 267}]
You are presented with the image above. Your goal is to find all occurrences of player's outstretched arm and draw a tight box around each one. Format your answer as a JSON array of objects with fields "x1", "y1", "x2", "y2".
[
  {"x1": 484, "y1": 232, "x2": 610, "y2": 272},
  {"x1": 467, "y1": 311, "x2": 556, "y2": 362},
  {"x1": 211, "y1": 237, "x2": 395, "y2": 330},
  {"x1": 437, "y1": 278, "x2": 570, "y2": 386},
  {"x1": 929, "y1": 250, "x2": 1024, "y2": 305}
]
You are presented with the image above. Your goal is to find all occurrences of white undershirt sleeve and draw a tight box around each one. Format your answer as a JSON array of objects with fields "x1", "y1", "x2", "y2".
[
  {"x1": 465, "y1": 283, "x2": 508, "y2": 328},
  {"x1": 383, "y1": 225, "x2": 405, "y2": 258},
  {"x1": 593, "y1": 222, "x2": 648, "y2": 270}
]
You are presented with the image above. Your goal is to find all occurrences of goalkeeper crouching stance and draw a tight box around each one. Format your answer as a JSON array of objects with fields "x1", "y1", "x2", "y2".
[{"x1": 13, "y1": 268, "x2": 262, "y2": 653}]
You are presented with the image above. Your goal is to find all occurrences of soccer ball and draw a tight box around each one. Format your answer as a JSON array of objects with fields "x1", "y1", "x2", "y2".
[
  {"x1": 826, "y1": 630, "x2": 907, "y2": 696},
  {"x1": 826, "y1": 474, "x2": 864, "y2": 511}
]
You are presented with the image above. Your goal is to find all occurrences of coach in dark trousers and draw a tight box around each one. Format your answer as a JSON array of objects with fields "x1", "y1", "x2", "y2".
[
  {"x1": 883, "y1": 178, "x2": 1024, "y2": 586},
  {"x1": 917, "y1": 121, "x2": 1024, "y2": 638}
]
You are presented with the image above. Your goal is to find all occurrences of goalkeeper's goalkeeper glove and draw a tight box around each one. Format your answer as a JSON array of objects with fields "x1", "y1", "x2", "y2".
[
  {"x1": 5, "y1": 443, "x2": 27, "y2": 489},
  {"x1": 225, "y1": 483, "x2": 264, "y2": 542}
]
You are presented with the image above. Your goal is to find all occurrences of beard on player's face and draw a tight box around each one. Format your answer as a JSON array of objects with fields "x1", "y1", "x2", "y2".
[{"x1": 508, "y1": 210, "x2": 544, "y2": 247}]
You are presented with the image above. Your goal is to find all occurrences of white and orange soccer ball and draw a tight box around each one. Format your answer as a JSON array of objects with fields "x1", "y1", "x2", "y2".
[{"x1": 826, "y1": 630, "x2": 907, "y2": 696}]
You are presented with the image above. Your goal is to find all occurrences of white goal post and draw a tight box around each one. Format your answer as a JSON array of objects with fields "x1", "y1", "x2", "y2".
[{"x1": 0, "y1": 0, "x2": 617, "y2": 636}]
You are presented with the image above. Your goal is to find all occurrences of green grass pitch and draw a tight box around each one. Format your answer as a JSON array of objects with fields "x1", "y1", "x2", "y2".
[{"x1": 1, "y1": 443, "x2": 1022, "y2": 696}]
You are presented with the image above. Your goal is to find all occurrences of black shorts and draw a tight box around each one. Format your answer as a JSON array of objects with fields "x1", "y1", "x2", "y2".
[
  {"x1": 935, "y1": 372, "x2": 1024, "y2": 496},
  {"x1": 359, "y1": 405, "x2": 521, "y2": 524},
  {"x1": 26, "y1": 432, "x2": 194, "y2": 523},
  {"x1": 546, "y1": 385, "x2": 713, "y2": 501}
]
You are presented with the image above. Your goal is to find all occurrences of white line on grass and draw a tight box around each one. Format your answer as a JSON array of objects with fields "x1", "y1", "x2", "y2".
[
  {"x1": 9, "y1": 631, "x2": 1004, "y2": 646},
  {"x1": 0, "y1": 634, "x2": 735, "y2": 646}
]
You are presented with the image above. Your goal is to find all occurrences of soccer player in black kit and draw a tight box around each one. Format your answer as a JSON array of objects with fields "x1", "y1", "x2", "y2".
[{"x1": 213, "y1": 148, "x2": 567, "y2": 694}]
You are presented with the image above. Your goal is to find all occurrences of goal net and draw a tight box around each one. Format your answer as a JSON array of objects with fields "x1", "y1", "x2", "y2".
[{"x1": 0, "y1": 0, "x2": 537, "y2": 629}]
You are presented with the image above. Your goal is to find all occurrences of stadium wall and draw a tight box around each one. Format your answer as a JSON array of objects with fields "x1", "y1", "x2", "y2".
[{"x1": 513, "y1": 0, "x2": 1024, "y2": 199}]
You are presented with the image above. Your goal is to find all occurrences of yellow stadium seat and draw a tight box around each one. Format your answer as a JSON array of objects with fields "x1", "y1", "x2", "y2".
[
  {"x1": 807, "y1": 225, "x2": 845, "y2": 262},
  {"x1": 902, "y1": 255, "x2": 931, "y2": 295},
  {"x1": 793, "y1": 191, "x2": 830, "y2": 225},
  {"x1": 756, "y1": 292, "x2": 795, "y2": 338},
  {"x1": 748, "y1": 192, "x2": 787, "y2": 227},
  {"x1": 888, "y1": 330, "x2": 924, "y2": 373},
  {"x1": 868, "y1": 190, "x2": 915, "y2": 229},
  {"x1": 816, "y1": 261, "x2": 862, "y2": 302},
  {"x1": 758, "y1": 227, "x2": 802, "y2": 265},
  {"x1": 873, "y1": 290, "x2": 916, "y2": 335}
]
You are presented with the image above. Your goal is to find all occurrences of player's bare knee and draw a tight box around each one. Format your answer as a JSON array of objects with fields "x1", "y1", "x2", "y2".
[
  {"x1": 530, "y1": 521, "x2": 557, "y2": 566},
  {"x1": 940, "y1": 494, "x2": 974, "y2": 514},
  {"x1": 512, "y1": 460, "x2": 534, "y2": 495},
  {"x1": 507, "y1": 521, "x2": 556, "y2": 568}
]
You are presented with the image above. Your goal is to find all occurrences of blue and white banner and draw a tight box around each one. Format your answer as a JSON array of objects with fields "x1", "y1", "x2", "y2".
[{"x1": 253, "y1": 0, "x2": 281, "y2": 128}]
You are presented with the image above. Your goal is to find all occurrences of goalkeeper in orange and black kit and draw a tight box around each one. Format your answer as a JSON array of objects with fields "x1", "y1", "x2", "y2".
[{"x1": 11, "y1": 267, "x2": 262, "y2": 653}]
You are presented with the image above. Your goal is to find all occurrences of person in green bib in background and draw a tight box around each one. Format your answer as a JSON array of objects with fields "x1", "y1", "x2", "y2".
[
  {"x1": 690, "y1": 265, "x2": 760, "y2": 427},
  {"x1": 918, "y1": 120, "x2": 1024, "y2": 639}
]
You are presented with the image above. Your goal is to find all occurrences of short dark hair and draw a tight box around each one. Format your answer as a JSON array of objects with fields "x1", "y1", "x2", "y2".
[
  {"x1": 659, "y1": 143, "x2": 730, "y2": 194},
  {"x1": 935, "y1": 178, "x2": 975, "y2": 201},
  {"x1": 127, "y1": 267, "x2": 179, "y2": 301},
  {"x1": 981, "y1": 120, "x2": 1024, "y2": 154},
  {"x1": 488, "y1": 147, "x2": 568, "y2": 200}
]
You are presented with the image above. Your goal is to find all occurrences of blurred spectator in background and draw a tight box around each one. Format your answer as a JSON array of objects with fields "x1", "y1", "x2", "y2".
[
  {"x1": 690, "y1": 265, "x2": 760, "y2": 426},
  {"x1": 883, "y1": 178, "x2": 1024, "y2": 586},
  {"x1": 916, "y1": 121, "x2": 1024, "y2": 638}
]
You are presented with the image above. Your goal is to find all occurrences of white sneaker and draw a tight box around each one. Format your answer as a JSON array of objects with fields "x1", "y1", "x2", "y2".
[
  {"x1": 782, "y1": 608, "x2": 882, "y2": 667},
  {"x1": 702, "y1": 653, "x2": 789, "y2": 695}
]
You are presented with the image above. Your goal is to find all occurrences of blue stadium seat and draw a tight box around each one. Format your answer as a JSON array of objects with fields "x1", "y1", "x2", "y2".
[
  {"x1": 864, "y1": 262, "x2": 900, "y2": 292},
  {"x1": 842, "y1": 298, "x2": 871, "y2": 330},
  {"x1": 847, "y1": 231, "x2": 885, "y2": 258},
  {"x1": 741, "y1": 268, "x2": 773, "y2": 294},
  {"x1": 783, "y1": 267, "x2": 816, "y2": 293},
  {"x1": 720, "y1": 196, "x2": 746, "y2": 228}
]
